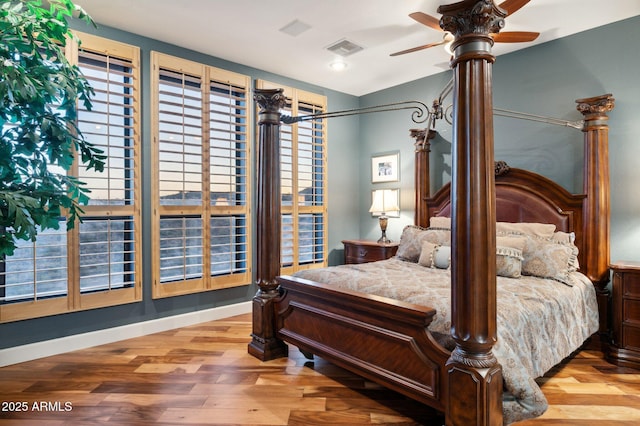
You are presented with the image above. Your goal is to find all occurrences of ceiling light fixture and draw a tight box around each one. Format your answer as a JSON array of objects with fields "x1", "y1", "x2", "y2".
[{"x1": 329, "y1": 60, "x2": 347, "y2": 71}]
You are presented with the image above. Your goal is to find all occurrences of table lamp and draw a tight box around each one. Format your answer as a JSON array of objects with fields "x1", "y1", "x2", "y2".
[{"x1": 369, "y1": 189, "x2": 400, "y2": 243}]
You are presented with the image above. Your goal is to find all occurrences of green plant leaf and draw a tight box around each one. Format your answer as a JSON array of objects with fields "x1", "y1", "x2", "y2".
[{"x1": 0, "y1": 0, "x2": 102, "y2": 257}]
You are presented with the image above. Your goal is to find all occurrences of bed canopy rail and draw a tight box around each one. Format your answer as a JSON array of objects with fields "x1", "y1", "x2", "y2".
[
  {"x1": 492, "y1": 107, "x2": 584, "y2": 129},
  {"x1": 280, "y1": 73, "x2": 588, "y2": 132},
  {"x1": 280, "y1": 99, "x2": 431, "y2": 125}
]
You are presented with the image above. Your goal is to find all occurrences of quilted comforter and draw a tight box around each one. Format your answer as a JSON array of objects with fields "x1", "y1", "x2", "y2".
[{"x1": 294, "y1": 257, "x2": 599, "y2": 424}]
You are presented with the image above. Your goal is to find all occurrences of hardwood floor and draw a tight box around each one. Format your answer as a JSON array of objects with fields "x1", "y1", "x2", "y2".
[{"x1": 1, "y1": 313, "x2": 639, "y2": 425}]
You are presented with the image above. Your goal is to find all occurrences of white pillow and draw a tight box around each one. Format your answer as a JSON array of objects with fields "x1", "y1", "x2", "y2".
[{"x1": 418, "y1": 241, "x2": 451, "y2": 269}]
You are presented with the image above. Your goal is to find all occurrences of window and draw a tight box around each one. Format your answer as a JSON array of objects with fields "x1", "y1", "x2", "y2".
[
  {"x1": 0, "y1": 33, "x2": 141, "y2": 322},
  {"x1": 151, "y1": 52, "x2": 251, "y2": 298},
  {"x1": 256, "y1": 81, "x2": 328, "y2": 274}
]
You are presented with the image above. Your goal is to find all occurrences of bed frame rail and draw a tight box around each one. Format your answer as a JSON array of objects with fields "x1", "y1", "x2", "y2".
[{"x1": 275, "y1": 275, "x2": 450, "y2": 411}]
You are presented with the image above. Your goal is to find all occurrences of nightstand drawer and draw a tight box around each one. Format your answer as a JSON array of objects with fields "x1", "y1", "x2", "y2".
[
  {"x1": 345, "y1": 244, "x2": 385, "y2": 263},
  {"x1": 624, "y1": 299, "x2": 640, "y2": 325},
  {"x1": 623, "y1": 325, "x2": 640, "y2": 352},
  {"x1": 342, "y1": 240, "x2": 399, "y2": 264},
  {"x1": 623, "y1": 273, "x2": 640, "y2": 298}
]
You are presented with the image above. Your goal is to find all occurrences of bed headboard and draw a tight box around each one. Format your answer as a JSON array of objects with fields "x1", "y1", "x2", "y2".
[{"x1": 422, "y1": 162, "x2": 585, "y2": 263}]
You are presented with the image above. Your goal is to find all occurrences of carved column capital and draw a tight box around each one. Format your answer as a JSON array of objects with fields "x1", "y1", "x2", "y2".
[
  {"x1": 410, "y1": 128, "x2": 436, "y2": 152},
  {"x1": 438, "y1": 0, "x2": 505, "y2": 39},
  {"x1": 576, "y1": 93, "x2": 615, "y2": 121},
  {"x1": 254, "y1": 88, "x2": 287, "y2": 124}
]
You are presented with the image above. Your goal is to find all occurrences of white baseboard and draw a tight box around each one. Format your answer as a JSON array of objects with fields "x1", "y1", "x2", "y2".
[{"x1": 0, "y1": 301, "x2": 252, "y2": 367}]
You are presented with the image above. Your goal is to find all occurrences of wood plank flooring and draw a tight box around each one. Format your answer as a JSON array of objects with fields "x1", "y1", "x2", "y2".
[{"x1": 1, "y1": 313, "x2": 639, "y2": 425}]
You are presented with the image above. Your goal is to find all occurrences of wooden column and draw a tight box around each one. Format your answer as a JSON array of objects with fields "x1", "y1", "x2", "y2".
[
  {"x1": 411, "y1": 128, "x2": 436, "y2": 227},
  {"x1": 439, "y1": 1, "x2": 504, "y2": 425},
  {"x1": 248, "y1": 88, "x2": 288, "y2": 361},
  {"x1": 576, "y1": 93, "x2": 615, "y2": 333}
]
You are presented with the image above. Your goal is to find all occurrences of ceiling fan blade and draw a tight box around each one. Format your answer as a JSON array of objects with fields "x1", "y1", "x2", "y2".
[
  {"x1": 409, "y1": 12, "x2": 443, "y2": 32},
  {"x1": 498, "y1": 0, "x2": 531, "y2": 15},
  {"x1": 390, "y1": 40, "x2": 446, "y2": 57},
  {"x1": 492, "y1": 31, "x2": 540, "y2": 43}
]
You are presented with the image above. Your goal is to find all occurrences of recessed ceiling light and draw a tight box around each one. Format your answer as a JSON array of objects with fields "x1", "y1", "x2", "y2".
[{"x1": 329, "y1": 60, "x2": 347, "y2": 71}]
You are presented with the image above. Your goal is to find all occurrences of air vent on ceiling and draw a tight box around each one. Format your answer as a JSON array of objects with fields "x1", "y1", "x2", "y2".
[
  {"x1": 279, "y1": 19, "x2": 312, "y2": 37},
  {"x1": 326, "y1": 39, "x2": 364, "y2": 57}
]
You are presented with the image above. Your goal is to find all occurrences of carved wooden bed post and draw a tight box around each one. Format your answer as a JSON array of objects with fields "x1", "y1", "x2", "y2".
[
  {"x1": 576, "y1": 93, "x2": 615, "y2": 332},
  {"x1": 439, "y1": 1, "x2": 504, "y2": 424},
  {"x1": 248, "y1": 88, "x2": 288, "y2": 361},
  {"x1": 411, "y1": 128, "x2": 437, "y2": 227}
]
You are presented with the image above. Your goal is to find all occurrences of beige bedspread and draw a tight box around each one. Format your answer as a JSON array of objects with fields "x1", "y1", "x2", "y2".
[{"x1": 294, "y1": 257, "x2": 599, "y2": 424}]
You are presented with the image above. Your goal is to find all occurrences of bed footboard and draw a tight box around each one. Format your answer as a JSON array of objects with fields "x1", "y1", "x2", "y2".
[{"x1": 274, "y1": 275, "x2": 450, "y2": 411}]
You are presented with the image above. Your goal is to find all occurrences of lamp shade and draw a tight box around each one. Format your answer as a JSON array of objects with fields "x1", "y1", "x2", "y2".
[{"x1": 369, "y1": 189, "x2": 400, "y2": 215}]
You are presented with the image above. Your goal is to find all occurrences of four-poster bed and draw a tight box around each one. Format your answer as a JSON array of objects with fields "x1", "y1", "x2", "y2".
[{"x1": 247, "y1": 1, "x2": 615, "y2": 425}]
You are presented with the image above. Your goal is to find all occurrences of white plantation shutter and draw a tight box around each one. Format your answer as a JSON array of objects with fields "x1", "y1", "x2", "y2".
[
  {"x1": 76, "y1": 41, "x2": 141, "y2": 298},
  {"x1": 157, "y1": 69, "x2": 204, "y2": 206},
  {"x1": 76, "y1": 50, "x2": 137, "y2": 206},
  {"x1": 209, "y1": 79, "x2": 250, "y2": 278},
  {"x1": 0, "y1": 226, "x2": 68, "y2": 303},
  {"x1": 0, "y1": 33, "x2": 142, "y2": 322},
  {"x1": 297, "y1": 100, "x2": 326, "y2": 266},
  {"x1": 151, "y1": 52, "x2": 251, "y2": 298}
]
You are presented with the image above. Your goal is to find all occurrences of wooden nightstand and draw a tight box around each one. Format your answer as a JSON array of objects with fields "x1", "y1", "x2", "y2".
[
  {"x1": 342, "y1": 239, "x2": 399, "y2": 264},
  {"x1": 608, "y1": 261, "x2": 640, "y2": 369}
]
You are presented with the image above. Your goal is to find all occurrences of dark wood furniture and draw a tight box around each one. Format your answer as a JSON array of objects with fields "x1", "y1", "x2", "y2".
[
  {"x1": 248, "y1": 1, "x2": 614, "y2": 425},
  {"x1": 608, "y1": 261, "x2": 640, "y2": 368},
  {"x1": 342, "y1": 239, "x2": 399, "y2": 264}
]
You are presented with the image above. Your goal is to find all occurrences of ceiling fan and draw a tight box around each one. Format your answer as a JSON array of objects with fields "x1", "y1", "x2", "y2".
[{"x1": 390, "y1": 0, "x2": 540, "y2": 57}]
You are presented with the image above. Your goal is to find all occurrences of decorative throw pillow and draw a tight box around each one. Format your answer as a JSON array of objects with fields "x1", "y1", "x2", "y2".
[
  {"x1": 418, "y1": 241, "x2": 451, "y2": 269},
  {"x1": 552, "y1": 231, "x2": 575, "y2": 245},
  {"x1": 496, "y1": 221, "x2": 556, "y2": 239},
  {"x1": 497, "y1": 235, "x2": 527, "y2": 251},
  {"x1": 432, "y1": 245, "x2": 451, "y2": 269},
  {"x1": 552, "y1": 231, "x2": 580, "y2": 272},
  {"x1": 521, "y1": 237, "x2": 575, "y2": 286},
  {"x1": 496, "y1": 236, "x2": 526, "y2": 278},
  {"x1": 397, "y1": 225, "x2": 451, "y2": 262},
  {"x1": 418, "y1": 241, "x2": 438, "y2": 267},
  {"x1": 429, "y1": 216, "x2": 451, "y2": 230}
]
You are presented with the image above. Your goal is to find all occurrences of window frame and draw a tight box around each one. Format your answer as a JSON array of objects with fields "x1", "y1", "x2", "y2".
[
  {"x1": 151, "y1": 52, "x2": 252, "y2": 299},
  {"x1": 0, "y1": 32, "x2": 142, "y2": 323}
]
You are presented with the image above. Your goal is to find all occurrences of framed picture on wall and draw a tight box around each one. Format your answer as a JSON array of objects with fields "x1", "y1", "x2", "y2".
[{"x1": 371, "y1": 152, "x2": 399, "y2": 183}]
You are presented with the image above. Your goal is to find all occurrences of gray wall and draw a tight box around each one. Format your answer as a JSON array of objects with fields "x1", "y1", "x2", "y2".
[{"x1": 358, "y1": 15, "x2": 640, "y2": 266}]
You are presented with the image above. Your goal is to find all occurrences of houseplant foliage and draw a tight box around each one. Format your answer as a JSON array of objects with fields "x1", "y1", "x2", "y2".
[{"x1": 0, "y1": 0, "x2": 105, "y2": 256}]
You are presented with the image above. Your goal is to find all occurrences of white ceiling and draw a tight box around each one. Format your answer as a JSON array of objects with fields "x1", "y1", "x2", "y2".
[{"x1": 74, "y1": 0, "x2": 640, "y2": 96}]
